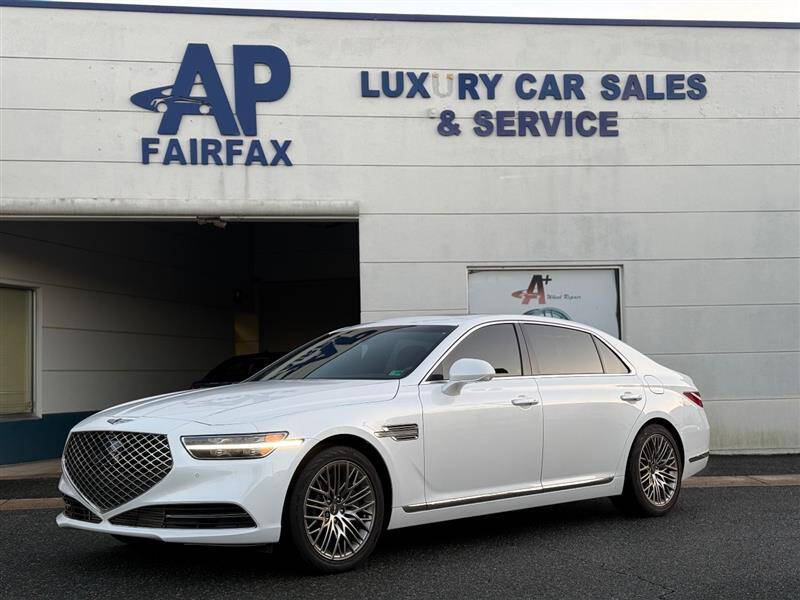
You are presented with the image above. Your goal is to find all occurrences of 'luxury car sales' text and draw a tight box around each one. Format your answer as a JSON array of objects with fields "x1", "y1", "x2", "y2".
[{"x1": 360, "y1": 71, "x2": 708, "y2": 137}]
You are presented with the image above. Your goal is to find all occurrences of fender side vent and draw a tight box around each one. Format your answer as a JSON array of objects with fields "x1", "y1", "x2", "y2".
[{"x1": 375, "y1": 424, "x2": 419, "y2": 441}]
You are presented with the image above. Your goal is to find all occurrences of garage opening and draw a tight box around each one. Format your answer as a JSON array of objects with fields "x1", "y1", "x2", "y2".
[{"x1": 0, "y1": 219, "x2": 360, "y2": 422}]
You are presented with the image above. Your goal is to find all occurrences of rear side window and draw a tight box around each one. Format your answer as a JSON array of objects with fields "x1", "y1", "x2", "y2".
[
  {"x1": 429, "y1": 323, "x2": 522, "y2": 380},
  {"x1": 522, "y1": 324, "x2": 603, "y2": 375},
  {"x1": 593, "y1": 337, "x2": 630, "y2": 374}
]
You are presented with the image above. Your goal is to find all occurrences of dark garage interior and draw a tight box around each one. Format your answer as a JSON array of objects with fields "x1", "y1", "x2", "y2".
[{"x1": 0, "y1": 219, "x2": 360, "y2": 418}]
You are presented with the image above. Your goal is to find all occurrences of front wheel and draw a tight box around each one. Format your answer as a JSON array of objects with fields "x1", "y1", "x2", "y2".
[
  {"x1": 285, "y1": 445, "x2": 384, "y2": 573},
  {"x1": 613, "y1": 424, "x2": 682, "y2": 516}
]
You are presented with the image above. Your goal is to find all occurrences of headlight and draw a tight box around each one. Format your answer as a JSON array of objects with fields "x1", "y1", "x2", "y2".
[{"x1": 181, "y1": 432, "x2": 303, "y2": 460}]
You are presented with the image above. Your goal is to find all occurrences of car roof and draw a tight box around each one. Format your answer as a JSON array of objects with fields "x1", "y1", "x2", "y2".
[
  {"x1": 355, "y1": 314, "x2": 596, "y2": 331},
  {"x1": 351, "y1": 315, "x2": 659, "y2": 376}
]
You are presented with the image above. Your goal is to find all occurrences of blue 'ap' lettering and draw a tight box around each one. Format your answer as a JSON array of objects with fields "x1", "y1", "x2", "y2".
[
  {"x1": 158, "y1": 43, "x2": 239, "y2": 135},
  {"x1": 155, "y1": 43, "x2": 291, "y2": 136},
  {"x1": 233, "y1": 45, "x2": 291, "y2": 136}
]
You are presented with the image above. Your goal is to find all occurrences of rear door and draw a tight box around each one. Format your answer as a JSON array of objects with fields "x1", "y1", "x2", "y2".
[{"x1": 521, "y1": 324, "x2": 644, "y2": 487}]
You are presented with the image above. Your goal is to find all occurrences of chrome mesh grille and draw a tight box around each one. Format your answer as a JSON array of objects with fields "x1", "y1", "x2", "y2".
[{"x1": 64, "y1": 431, "x2": 173, "y2": 512}]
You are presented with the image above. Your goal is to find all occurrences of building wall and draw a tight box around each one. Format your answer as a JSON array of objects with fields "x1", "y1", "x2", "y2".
[{"x1": 1, "y1": 5, "x2": 799, "y2": 452}]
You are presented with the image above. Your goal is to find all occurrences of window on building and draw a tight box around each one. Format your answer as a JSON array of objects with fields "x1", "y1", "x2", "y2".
[
  {"x1": 0, "y1": 286, "x2": 34, "y2": 416},
  {"x1": 429, "y1": 323, "x2": 522, "y2": 380},
  {"x1": 523, "y1": 324, "x2": 604, "y2": 375},
  {"x1": 593, "y1": 336, "x2": 630, "y2": 374}
]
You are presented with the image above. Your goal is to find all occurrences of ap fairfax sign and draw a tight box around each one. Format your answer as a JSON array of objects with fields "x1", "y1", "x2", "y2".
[{"x1": 131, "y1": 44, "x2": 293, "y2": 166}]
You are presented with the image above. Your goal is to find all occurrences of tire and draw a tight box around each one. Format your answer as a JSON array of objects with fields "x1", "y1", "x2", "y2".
[
  {"x1": 613, "y1": 424, "x2": 683, "y2": 517},
  {"x1": 285, "y1": 445, "x2": 385, "y2": 573}
]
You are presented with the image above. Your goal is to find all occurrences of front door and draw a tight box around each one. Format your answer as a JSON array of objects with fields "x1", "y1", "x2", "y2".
[{"x1": 419, "y1": 323, "x2": 543, "y2": 503}]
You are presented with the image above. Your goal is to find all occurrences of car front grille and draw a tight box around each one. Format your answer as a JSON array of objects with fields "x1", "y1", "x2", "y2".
[
  {"x1": 109, "y1": 504, "x2": 256, "y2": 529},
  {"x1": 63, "y1": 431, "x2": 173, "y2": 512},
  {"x1": 63, "y1": 495, "x2": 101, "y2": 523}
]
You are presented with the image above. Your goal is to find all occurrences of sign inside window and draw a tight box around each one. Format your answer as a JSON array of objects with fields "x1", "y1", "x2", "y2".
[{"x1": 468, "y1": 268, "x2": 621, "y2": 337}]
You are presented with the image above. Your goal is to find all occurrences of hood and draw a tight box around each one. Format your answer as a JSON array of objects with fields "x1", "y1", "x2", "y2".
[{"x1": 104, "y1": 379, "x2": 400, "y2": 425}]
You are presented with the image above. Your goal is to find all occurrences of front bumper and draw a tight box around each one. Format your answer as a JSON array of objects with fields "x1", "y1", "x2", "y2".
[{"x1": 57, "y1": 417, "x2": 309, "y2": 545}]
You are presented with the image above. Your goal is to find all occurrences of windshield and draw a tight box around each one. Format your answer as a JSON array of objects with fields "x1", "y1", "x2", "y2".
[{"x1": 252, "y1": 325, "x2": 455, "y2": 380}]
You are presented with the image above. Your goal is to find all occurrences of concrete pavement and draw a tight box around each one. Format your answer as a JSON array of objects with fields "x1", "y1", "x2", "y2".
[
  {"x1": 1, "y1": 485, "x2": 798, "y2": 599},
  {"x1": 1, "y1": 454, "x2": 798, "y2": 598}
]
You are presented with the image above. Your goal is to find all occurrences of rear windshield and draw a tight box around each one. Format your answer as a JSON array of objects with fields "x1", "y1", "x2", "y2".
[{"x1": 252, "y1": 325, "x2": 455, "y2": 380}]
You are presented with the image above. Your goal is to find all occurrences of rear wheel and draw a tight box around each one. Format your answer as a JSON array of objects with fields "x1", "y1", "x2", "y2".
[
  {"x1": 613, "y1": 424, "x2": 682, "y2": 516},
  {"x1": 285, "y1": 445, "x2": 384, "y2": 573}
]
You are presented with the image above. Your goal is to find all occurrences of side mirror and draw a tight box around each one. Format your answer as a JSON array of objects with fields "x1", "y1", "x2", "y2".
[{"x1": 442, "y1": 358, "x2": 495, "y2": 396}]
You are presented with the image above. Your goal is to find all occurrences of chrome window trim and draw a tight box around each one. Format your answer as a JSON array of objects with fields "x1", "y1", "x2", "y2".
[
  {"x1": 419, "y1": 319, "x2": 636, "y2": 384},
  {"x1": 591, "y1": 334, "x2": 632, "y2": 375},
  {"x1": 421, "y1": 376, "x2": 531, "y2": 387},
  {"x1": 526, "y1": 373, "x2": 637, "y2": 379},
  {"x1": 420, "y1": 370, "x2": 637, "y2": 385}
]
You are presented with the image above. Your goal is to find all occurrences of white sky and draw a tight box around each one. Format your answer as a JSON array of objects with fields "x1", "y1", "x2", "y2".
[{"x1": 56, "y1": 0, "x2": 800, "y2": 23}]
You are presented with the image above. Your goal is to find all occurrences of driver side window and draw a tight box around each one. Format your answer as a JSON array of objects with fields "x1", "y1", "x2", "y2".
[{"x1": 428, "y1": 324, "x2": 522, "y2": 381}]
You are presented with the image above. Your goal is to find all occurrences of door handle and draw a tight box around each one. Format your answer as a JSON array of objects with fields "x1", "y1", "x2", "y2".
[
  {"x1": 511, "y1": 396, "x2": 539, "y2": 407},
  {"x1": 620, "y1": 391, "x2": 643, "y2": 402}
]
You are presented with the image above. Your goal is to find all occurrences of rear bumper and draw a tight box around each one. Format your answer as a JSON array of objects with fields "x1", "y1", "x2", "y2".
[
  {"x1": 682, "y1": 407, "x2": 711, "y2": 480},
  {"x1": 683, "y1": 452, "x2": 709, "y2": 479}
]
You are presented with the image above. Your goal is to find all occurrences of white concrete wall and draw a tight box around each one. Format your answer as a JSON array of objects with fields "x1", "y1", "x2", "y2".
[
  {"x1": 0, "y1": 222, "x2": 235, "y2": 414},
  {"x1": 0, "y1": 6, "x2": 798, "y2": 451}
]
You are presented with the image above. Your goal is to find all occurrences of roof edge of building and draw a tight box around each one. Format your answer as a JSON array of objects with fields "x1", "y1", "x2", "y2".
[{"x1": 1, "y1": 1, "x2": 798, "y2": 30}]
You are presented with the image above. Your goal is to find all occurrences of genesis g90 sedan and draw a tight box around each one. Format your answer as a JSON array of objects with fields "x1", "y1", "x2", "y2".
[{"x1": 57, "y1": 315, "x2": 710, "y2": 572}]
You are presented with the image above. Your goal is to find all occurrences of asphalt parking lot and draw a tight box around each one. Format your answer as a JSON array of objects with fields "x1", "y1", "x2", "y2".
[{"x1": 1, "y1": 456, "x2": 798, "y2": 600}]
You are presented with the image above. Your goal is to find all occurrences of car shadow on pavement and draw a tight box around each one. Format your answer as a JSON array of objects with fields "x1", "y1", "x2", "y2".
[{"x1": 73, "y1": 497, "x2": 625, "y2": 578}]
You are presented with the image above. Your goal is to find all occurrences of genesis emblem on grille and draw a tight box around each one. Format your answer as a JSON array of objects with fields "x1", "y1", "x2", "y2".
[
  {"x1": 107, "y1": 418, "x2": 134, "y2": 425},
  {"x1": 105, "y1": 437, "x2": 123, "y2": 462},
  {"x1": 64, "y1": 431, "x2": 173, "y2": 512}
]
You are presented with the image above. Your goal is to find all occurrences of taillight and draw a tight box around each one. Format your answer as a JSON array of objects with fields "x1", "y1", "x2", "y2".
[{"x1": 683, "y1": 391, "x2": 703, "y2": 407}]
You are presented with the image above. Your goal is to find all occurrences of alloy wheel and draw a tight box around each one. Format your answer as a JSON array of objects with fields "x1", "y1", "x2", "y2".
[
  {"x1": 638, "y1": 433, "x2": 679, "y2": 506},
  {"x1": 303, "y1": 459, "x2": 376, "y2": 561}
]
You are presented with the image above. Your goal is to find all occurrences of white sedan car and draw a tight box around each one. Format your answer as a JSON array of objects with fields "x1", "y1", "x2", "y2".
[{"x1": 57, "y1": 315, "x2": 710, "y2": 572}]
